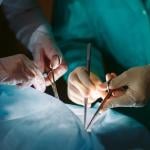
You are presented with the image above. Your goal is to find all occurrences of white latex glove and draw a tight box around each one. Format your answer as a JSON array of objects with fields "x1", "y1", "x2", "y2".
[
  {"x1": 100, "y1": 66, "x2": 150, "y2": 111},
  {"x1": 0, "y1": 54, "x2": 46, "y2": 92},
  {"x1": 28, "y1": 25, "x2": 67, "y2": 86},
  {"x1": 67, "y1": 67, "x2": 107, "y2": 106}
]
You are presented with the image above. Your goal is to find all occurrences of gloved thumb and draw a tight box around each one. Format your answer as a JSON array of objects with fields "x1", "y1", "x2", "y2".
[
  {"x1": 109, "y1": 72, "x2": 128, "y2": 90},
  {"x1": 50, "y1": 54, "x2": 62, "y2": 69}
]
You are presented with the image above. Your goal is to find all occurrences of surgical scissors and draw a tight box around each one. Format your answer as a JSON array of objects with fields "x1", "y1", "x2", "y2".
[{"x1": 86, "y1": 80, "x2": 113, "y2": 130}]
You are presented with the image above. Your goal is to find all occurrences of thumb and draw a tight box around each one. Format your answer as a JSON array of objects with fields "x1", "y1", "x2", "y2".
[
  {"x1": 109, "y1": 72, "x2": 128, "y2": 89},
  {"x1": 51, "y1": 54, "x2": 62, "y2": 69},
  {"x1": 101, "y1": 93, "x2": 135, "y2": 112}
]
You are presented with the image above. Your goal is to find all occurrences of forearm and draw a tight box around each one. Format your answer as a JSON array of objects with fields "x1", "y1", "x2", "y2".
[{"x1": 2, "y1": 0, "x2": 53, "y2": 51}]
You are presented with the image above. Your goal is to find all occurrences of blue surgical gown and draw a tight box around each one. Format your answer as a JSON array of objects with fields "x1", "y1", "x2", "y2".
[{"x1": 52, "y1": 0, "x2": 150, "y2": 129}]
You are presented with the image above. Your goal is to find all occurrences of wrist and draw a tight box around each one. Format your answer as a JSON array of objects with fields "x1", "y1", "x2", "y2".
[{"x1": 28, "y1": 24, "x2": 54, "y2": 53}]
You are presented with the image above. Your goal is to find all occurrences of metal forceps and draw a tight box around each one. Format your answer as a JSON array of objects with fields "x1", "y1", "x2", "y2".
[
  {"x1": 84, "y1": 43, "x2": 92, "y2": 128},
  {"x1": 47, "y1": 57, "x2": 60, "y2": 99},
  {"x1": 86, "y1": 80, "x2": 113, "y2": 130}
]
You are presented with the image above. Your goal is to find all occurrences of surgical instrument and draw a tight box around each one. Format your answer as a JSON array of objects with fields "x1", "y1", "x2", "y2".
[
  {"x1": 86, "y1": 80, "x2": 112, "y2": 130},
  {"x1": 48, "y1": 66, "x2": 59, "y2": 99},
  {"x1": 84, "y1": 43, "x2": 92, "y2": 128}
]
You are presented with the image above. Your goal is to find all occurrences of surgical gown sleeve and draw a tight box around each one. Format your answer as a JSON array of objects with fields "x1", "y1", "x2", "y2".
[
  {"x1": 60, "y1": 42, "x2": 105, "y2": 81},
  {"x1": 53, "y1": 1, "x2": 106, "y2": 80},
  {"x1": 1, "y1": 0, "x2": 53, "y2": 51}
]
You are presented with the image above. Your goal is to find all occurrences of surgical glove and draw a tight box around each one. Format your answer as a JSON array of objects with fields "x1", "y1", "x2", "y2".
[
  {"x1": 67, "y1": 67, "x2": 106, "y2": 106},
  {"x1": 100, "y1": 66, "x2": 150, "y2": 111},
  {"x1": 28, "y1": 25, "x2": 67, "y2": 85},
  {"x1": 0, "y1": 54, "x2": 46, "y2": 92}
]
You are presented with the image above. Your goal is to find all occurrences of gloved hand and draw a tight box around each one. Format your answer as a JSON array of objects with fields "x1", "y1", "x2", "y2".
[
  {"x1": 0, "y1": 54, "x2": 46, "y2": 92},
  {"x1": 28, "y1": 25, "x2": 67, "y2": 86},
  {"x1": 100, "y1": 66, "x2": 150, "y2": 111},
  {"x1": 67, "y1": 67, "x2": 107, "y2": 106}
]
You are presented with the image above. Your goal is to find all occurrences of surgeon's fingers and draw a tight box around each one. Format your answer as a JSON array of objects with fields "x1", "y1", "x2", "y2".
[
  {"x1": 68, "y1": 92, "x2": 87, "y2": 106},
  {"x1": 69, "y1": 71, "x2": 101, "y2": 99},
  {"x1": 43, "y1": 39, "x2": 63, "y2": 69},
  {"x1": 68, "y1": 83, "x2": 96, "y2": 105},
  {"x1": 69, "y1": 68, "x2": 106, "y2": 100},
  {"x1": 24, "y1": 60, "x2": 46, "y2": 92},
  {"x1": 32, "y1": 75, "x2": 46, "y2": 92},
  {"x1": 76, "y1": 68, "x2": 95, "y2": 89},
  {"x1": 90, "y1": 72, "x2": 103, "y2": 88},
  {"x1": 106, "y1": 73, "x2": 112, "y2": 82},
  {"x1": 17, "y1": 78, "x2": 33, "y2": 88},
  {"x1": 99, "y1": 73, "x2": 118, "y2": 91},
  {"x1": 0, "y1": 68, "x2": 9, "y2": 83},
  {"x1": 45, "y1": 61, "x2": 67, "y2": 86},
  {"x1": 25, "y1": 67, "x2": 46, "y2": 92},
  {"x1": 4, "y1": 76, "x2": 28, "y2": 86},
  {"x1": 109, "y1": 72, "x2": 128, "y2": 89},
  {"x1": 89, "y1": 75, "x2": 106, "y2": 99},
  {"x1": 68, "y1": 73, "x2": 90, "y2": 97},
  {"x1": 12, "y1": 62, "x2": 34, "y2": 86},
  {"x1": 50, "y1": 54, "x2": 62, "y2": 69},
  {"x1": 110, "y1": 72, "x2": 117, "y2": 78},
  {"x1": 99, "y1": 73, "x2": 116, "y2": 92},
  {"x1": 2, "y1": 72, "x2": 32, "y2": 87},
  {"x1": 23, "y1": 58, "x2": 46, "y2": 92},
  {"x1": 23, "y1": 58, "x2": 38, "y2": 78},
  {"x1": 105, "y1": 72, "x2": 117, "y2": 82},
  {"x1": 18, "y1": 64, "x2": 34, "y2": 86},
  {"x1": 90, "y1": 73, "x2": 102, "y2": 85},
  {"x1": 68, "y1": 80, "x2": 101, "y2": 105},
  {"x1": 34, "y1": 68, "x2": 46, "y2": 92},
  {"x1": 68, "y1": 83, "x2": 86, "y2": 105}
]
